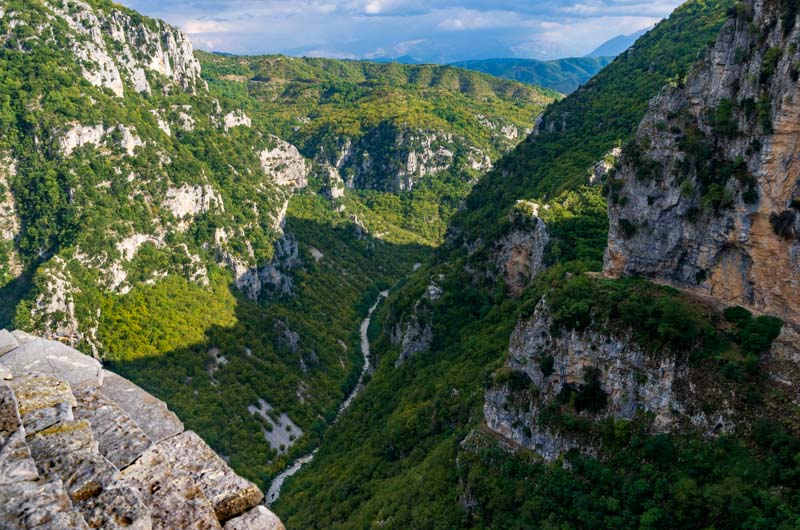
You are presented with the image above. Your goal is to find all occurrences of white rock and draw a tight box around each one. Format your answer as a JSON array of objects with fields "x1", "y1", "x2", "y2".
[
  {"x1": 224, "y1": 110, "x2": 251, "y2": 131},
  {"x1": 0, "y1": 329, "x2": 19, "y2": 356},
  {"x1": 259, "y1": 136, "x2": 308, "y2": 189},
  {"x1": 163, "y1": 185, "x2": 224, "y2": 222},
  {"x1": 224, "y1": 506, "x2": 285, "y2": 530}
]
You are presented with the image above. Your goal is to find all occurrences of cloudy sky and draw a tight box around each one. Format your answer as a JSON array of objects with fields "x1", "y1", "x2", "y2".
[{"x1": 124, "y1": 0, "x2": 685, "y2": 62}]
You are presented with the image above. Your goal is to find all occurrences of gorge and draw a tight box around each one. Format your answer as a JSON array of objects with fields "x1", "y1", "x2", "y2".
[{"x1": 3, "y1": 0, "x2": 800, "y2": 528}]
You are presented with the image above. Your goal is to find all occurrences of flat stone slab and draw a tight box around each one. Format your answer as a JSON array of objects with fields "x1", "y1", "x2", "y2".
[
  {"x1": 127, "y1": 431, "x2": 263, "y2": 522},
  {"x1": 0, "y1": 384, "x2": 38, "y2": 486},
  {"x1": 224, "y1": 506, "x2": 285, "y2": 530},
  {"x1": 0, "y1": 339, "x2": 103, "y2": 387},
  {"x1": 73, "y1": 385, "x2": 151, "y2": 470},
  {"x1": 0, "y1": 329, "x2": 19, "y2": 356},
  {"x1": 8, "y1": 374, "x2": 76, "y2": 436},
  {"x1": 121, "y1": 448, "x2": 222, "y2": 530},
  {"x1": 75, "y1": 483, "x2": 152, "y2": 530},
  {"x1": 26, "y1": 420, "x2": 117, "y2": 502},
  {"x1": 99, "y1": 370, "x2": 183, "y2": 444},
  {"x1": 10, "y1": 330, "x2": 36, "y2": 345},
  {"x1": 0, "y1": 476, "x2": 89, "y2": 530},
  {"x1": 11, "y1": 329, "x2": 40, "y2": 344}
]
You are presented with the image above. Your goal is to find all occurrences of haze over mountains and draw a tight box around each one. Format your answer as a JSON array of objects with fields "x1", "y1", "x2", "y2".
[{"x1": 124, "y1": 0, "x2": 681, "y2": 62}]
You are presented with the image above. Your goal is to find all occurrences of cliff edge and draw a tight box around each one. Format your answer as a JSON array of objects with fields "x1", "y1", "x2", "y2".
[{"x1": 0, "y1": 329, "x2": 284, "y2": 530}]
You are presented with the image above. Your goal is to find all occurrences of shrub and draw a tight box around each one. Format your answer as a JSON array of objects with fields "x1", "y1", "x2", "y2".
[
  {"x1": 724, "y1": 305, "x2": 752, "y2": 326},
  {"x1": 539, "y1": 355, "x2": 555, "y2": 378},
  {"x1": 619, "y1": 219, "x2": 637, "y2": 238},
  {"x1": 770, "y1": 210, "x2": 797, "y2": 239}
]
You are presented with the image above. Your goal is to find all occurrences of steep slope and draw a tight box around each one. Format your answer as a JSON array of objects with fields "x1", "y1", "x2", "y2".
[
  {"x1": 275, "y1": 1, "x2": 753, "y2": 528},
  {"x1": 1, "y1": 0, "x2": 557, "y2": 496},
  {"x1": 450, "y1": 56, "x2": 615, "y2": 94},
  {"x1": 606, "y1": 0, "x2": 800, "y2": 323}
]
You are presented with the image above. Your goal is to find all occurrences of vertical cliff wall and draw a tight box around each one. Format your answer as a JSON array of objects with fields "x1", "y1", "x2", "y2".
[{"x1": 605, "y1": 0, "x2": 800, "y2": 322}]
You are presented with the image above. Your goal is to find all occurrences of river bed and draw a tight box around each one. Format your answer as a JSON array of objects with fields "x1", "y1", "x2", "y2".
[{"x1": 265, "y1": 290, "x2": 389, "y2": 505}]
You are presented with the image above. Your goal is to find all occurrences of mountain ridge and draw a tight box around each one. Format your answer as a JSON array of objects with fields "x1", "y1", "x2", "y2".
[{"x1": 450, "y1": 56, "x2": 615, "y2": 94}]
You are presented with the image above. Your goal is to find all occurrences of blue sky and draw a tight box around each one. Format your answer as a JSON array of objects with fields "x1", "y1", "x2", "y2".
[{"x1": 124, "y1": 0, "x2": 685, "y2": 62}]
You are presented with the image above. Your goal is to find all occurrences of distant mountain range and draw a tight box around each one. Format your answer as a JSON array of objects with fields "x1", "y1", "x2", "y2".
[
  {"x1": 369, "y1": 30, "x2": 650, "y2": 94},
  {"x1": 585, "y1": 28, "x2": 650, "y2": 57},
  {"x1": 450, "y1": 56, "x2": 614, "y2": 94}
]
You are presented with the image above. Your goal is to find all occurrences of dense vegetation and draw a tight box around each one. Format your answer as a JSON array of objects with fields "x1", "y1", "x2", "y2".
[
  {"x1": 451, "y1": 56, "x2": 614, "y2": 94},
  {"x1": 270, "y1": 2, "x2": 800, "y2": 528},
  {"x1": 1, "y1": 0, "x2": 557, "y2": 493},
  {"x1": 455, "y1": 0, "x2": 735, "y2": 245}
]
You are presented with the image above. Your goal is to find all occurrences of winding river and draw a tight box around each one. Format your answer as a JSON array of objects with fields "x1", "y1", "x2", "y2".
[{"x1": 265, "y1": 290, "x2": 389, "y2": 505}]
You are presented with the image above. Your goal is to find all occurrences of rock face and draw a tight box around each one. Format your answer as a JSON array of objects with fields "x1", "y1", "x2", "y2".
[
  {"x1": 223, "y1": 111, "x2": 252, "y2": 131},
  {"x1": 59, "y1": 124, "x2": 144, "y2": 156},
  {"x1": 605, "y1": 0, "x2": 800, "y2": 322},
  {"x1": 47, "y1": 0, "x2": 203, "y2": 97},
  {"x1": 163, "y1": 185, "x2": 224, "y2": 222},
  {"x1": 392, "y1": 279, "x2": 442, "y2": 367},
  {"x1": 484, "y1": 301, "x2": 737, "y2": 461},
  {"x1": 493, "y1": 202, "x2": 550, "y2": 297},
  {"x1": 321, "y1": 129, "x2": 461, "y2": 193},
  {"x1": 260, "y1": 137, "x2": 309, "y2": 189},
  {"x1": 0, "y1": 331, "x2": 283, "y2": 529}
]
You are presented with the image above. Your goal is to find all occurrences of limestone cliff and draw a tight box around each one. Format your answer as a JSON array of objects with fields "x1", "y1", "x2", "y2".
[
  {"x1": 0, "y1": 329, "x2": 284, "y2": 529},
  {"x1": 44, "y1": 0, "x2": 203, "y2": 97},
  {"x1": 318, "y1": 128, "x2": 488, "y2": 193},
  {"x1": 605, "y1": 0, "x2": 800, "y2": 322},
  {"x1": 6, "y1": 0, "x2": 309, "y2": 346},
  {"x1": 484, "y1": 298, "x2": 799, "y2": 461}
]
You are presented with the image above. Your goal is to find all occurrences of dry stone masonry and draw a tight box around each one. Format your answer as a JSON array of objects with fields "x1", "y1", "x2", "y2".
[{"x1": 0, "y1": 330, "x2": 284, "y2": 530}]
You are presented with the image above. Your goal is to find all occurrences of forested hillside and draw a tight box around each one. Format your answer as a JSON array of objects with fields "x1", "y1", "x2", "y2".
[
  {"x1": 0, "y1": 0, "x2": 555, "y2": 493},
  {"x1": 271, "y1": 2, "x2": 800, "y2": 528}
]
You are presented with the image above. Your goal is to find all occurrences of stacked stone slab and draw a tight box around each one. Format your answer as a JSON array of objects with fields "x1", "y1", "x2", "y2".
[{"x1": 0, "y1": 330, "x2": 284, "y2": 530}]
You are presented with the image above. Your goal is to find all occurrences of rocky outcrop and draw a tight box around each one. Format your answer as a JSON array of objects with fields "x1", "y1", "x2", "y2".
[
  {"x1": 45, "y1": 0, "x2": 203, "y2": 97},
  {"x1": 392, "y1": 279, "x2": 442, "y2": 367},
  {"x1": 259, "y1": 137, "x2": 309, "y2": 189},
  {"x1": 484, "y1": 300, "x2": 737, "y2": 461},
  {"x1": 605, "y1": 1, "x2": 800, "y2": 322},
  {"x1": 0, "y1": 330, "x2": 283, "y2": 529},
  {"x1": 217, "y1": 231, "x2": 299, "y2": 301},
  {"x1": 492, "y1": 201, "x2": 550, "y2": 296},
  {"x1": 59, "y1": 124, "x2": 143, "y2": 156},
  {"x1": 223, "y1": 111, "x2": 252, "y2": 131},
  {"x1": 163, "y1": 184, "x2": 224, "y2": 222},
  {"x1": 320, "y1": 128, "x2": 461, "y2": 192}
]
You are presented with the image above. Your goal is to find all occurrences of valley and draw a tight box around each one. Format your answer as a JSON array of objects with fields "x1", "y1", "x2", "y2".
[{"x1": 3, "y1": 0, "x2": 800, "y2": 528}]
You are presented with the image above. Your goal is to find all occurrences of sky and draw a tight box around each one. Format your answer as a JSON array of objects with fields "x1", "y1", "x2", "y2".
[{"x1": 124, "y1": 0, "x2": 685, "y2": 63}]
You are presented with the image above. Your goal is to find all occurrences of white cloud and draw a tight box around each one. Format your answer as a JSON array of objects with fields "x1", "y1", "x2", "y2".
[
  {"x1": 183, "y1": 19, "x2": 230, "y2": 33},
  {"x1": 124, "y1": 0, "x2": 684, "y2": 60}
]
